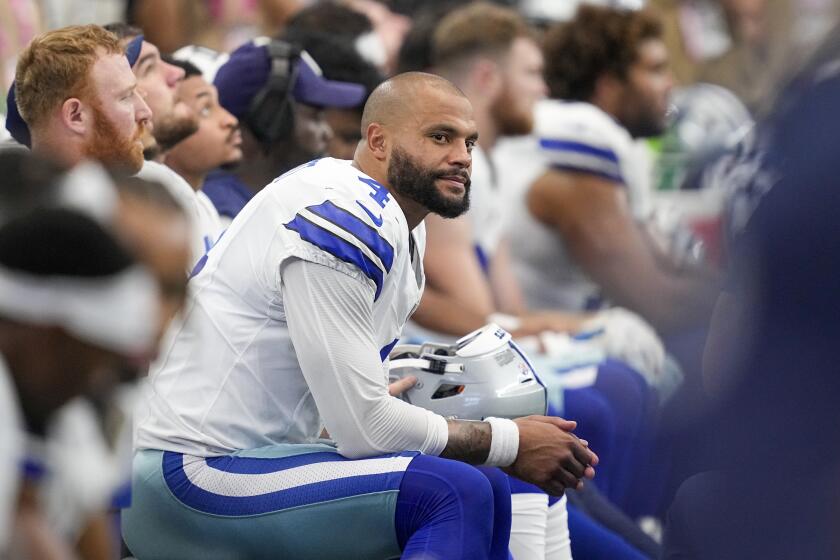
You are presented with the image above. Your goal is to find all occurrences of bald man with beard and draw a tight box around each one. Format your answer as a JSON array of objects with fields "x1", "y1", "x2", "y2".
[{"x1": 124, "y1": 72, "x2": 597, "y2": 560}]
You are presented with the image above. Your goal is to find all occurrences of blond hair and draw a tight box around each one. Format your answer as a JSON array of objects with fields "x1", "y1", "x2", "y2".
[
  {"x1": 432, "y1": 3, "x2": 532, "y2": 69},
  {"x1": 14, "y1": 25, "x2": 123, "y2": 129}
]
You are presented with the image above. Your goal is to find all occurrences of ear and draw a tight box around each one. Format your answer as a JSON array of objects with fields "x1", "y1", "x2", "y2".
[
  {"x1": 593, "y1": 72, "x2": 623, "y2": 105},
  {"x1": 365, "y1": 122, "x2": 388, "y2": 162},
  {"x1": 472, "y1": 58, "x2": 503, "y2": 99},
  {"x1": 60, "y1": 98, "x2": 89, "y2": 136}
]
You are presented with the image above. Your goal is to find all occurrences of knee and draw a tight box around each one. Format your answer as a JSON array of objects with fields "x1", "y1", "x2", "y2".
[
  {"x1": 475, "y1": 466, "x2": 511, "y2": 503},
  {"x1": 402, "y1": 454, "x2": 496, "y2": 518},
  {"x1": 564, "y1": 387, "x2": 616, "y2": 433},
  {"x1": 445, "y1": 461, "x2": 496, "y2": 513},
  {"x1": 595, "y1": 360, "x2": 656, "y2": 408},
  {"x1": 599, "y1": 359, "x2": 648, "y2": 402}
]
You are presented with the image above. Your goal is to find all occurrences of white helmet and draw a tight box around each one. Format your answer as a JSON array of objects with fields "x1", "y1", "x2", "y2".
[
  {"x1": 654, "y1": 83, "x2": 754, "y2": 192},
  {"x1": 172, "y1": 45, "x2": 230, "y2": 83},
  {"x1": 388, "y1": 324, "x2": 547, "y2": 420}
]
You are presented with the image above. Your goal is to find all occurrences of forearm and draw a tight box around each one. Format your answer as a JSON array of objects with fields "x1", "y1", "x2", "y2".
[
  {"x1": 531, "y1": 171, "x2": 719, "y2": 332},
  {"x1": 418, "y1": 213, "x2": 496, "y2": 335},
  {"x1": 440, "y1": 420, "x2": 492, "y2": 464},
  {"x1": 488, "y1": 238, "x2": 528, "y2": 315},
  {"x1": 410, "y1": 288, "x2": 489, "y2": 336},
  {"x1": 598, "y1": 261, "x2": 718, "y2": 332},
  {"x1": 569, "y1": 224, "x2": 719, "y2": 332},
  {"x1": 441, "y1": 417, "x2": 521, "y2": 469},
  {"x1": 283, "y1": 259, "x2": 448, "y2": 458}
]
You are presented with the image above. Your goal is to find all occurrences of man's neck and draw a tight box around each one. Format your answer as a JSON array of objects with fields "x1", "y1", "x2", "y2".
[
  {"x1": 351, "y1": 156, "x2": 427, "y2": 230},
  {"x1": 589, "y1": 92, "x2": 622, "y2": 127},
  {"x1": 233, "y1": 158, "x2": 283, "y2": 196},
  {"x1": 165, "y1": 163, "x2": 204, "y2": 192},
  {"x1": 31, "y1": 134, "x2": 83, "y2": 170},
  {"x1": 474, "y1": 108, "x2": 499, "y2": 152}
]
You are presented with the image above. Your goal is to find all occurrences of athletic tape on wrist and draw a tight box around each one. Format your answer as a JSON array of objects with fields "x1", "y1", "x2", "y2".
[{"x1": 485, "y1": 416, "x2": 519, "y2": 467}]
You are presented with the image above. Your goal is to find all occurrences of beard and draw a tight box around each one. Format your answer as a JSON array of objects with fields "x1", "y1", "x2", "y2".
[
  {"x1": 152, "y1": 108, "x2": 199, "y2": 152},
  {"x1": 490, "y1": 86, "x2": 534, "y2": 137},
  {"x1": 624, "y1": 108, "x2": 667, "y2": 139},
  {"x1": 621, "y1": 88, "x2": 668, "y2": 139},
  {"x1": 84, "y1": 102, "x2": 147, "y2": 174},
  {"x1": 387, "y1": 146, "x2": 470, "y2": 219}
]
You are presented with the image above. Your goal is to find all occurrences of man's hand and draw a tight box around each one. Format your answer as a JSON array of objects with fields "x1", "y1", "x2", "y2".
[
  {"x1": 388, "y1": 375, "x2": 417, "y2": 396},
  {"x1": 511, "y1": 311, "x2": 590, "y2": 339},
  {"x1": 503, "y1": 415, "x2": 598, "y2": 496}
]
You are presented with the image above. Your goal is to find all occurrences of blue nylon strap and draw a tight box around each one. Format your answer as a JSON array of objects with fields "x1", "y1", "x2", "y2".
[
  {"x1": 284, "y1": 213, "x2": 385, "y2": 299},
  {"x1": 307, "y1": 200, "x2": 394, "y2": 271}
]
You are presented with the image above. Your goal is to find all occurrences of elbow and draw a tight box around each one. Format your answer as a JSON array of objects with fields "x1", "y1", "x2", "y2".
[{"x1": 329, "y1": 397, "x2": 395, "y2": 459}]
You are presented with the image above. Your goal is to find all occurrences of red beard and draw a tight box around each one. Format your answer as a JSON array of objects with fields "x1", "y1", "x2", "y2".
[{"x1": 84, "y1": 101, "x2": 147, "y2": 174}]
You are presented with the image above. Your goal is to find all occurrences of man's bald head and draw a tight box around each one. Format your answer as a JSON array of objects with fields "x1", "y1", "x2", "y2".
[
  {"x1": 353, "y1": 71, "x2": 476, "y2": 227},
  {"x1": 361, "y1": 72, "x2": 467, "y2": 131}
]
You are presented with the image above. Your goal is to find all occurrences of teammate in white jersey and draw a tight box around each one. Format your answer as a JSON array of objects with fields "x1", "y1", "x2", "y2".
[
  {"x1": 125, "y1": 72, "x2": 597, "y2": 560},
  {"x1": 508, "y1": 6, "x2": 719, "y2": 334},
  {"x1": 105, "y1": 24, "x2": 226, "y2": 268},
  {"x1": 422, "y1": 6, "x2": 664, "y2": 559}
]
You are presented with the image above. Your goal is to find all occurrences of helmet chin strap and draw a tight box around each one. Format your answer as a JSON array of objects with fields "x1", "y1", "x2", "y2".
[{"x1": 388, "y1": 358, "x2": 463, "y2": 375}]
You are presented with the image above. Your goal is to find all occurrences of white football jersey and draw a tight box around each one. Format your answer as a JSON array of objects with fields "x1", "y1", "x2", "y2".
[
  {"x1": 468, "y1": 145, "x2": 505, "y2": 265},
  {"x1": 506, "y1": 100, "x2": 653, "y2": 312},
  {"x1": 136, "y1": 160, "x2": 224, "y2": 270},
  {"x1": 135, "y1": 158, "x2": 426, "y2": 457}
]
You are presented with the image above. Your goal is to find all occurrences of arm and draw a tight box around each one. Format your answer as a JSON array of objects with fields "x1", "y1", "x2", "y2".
[
  {"x1": 9, "y1": 481, "x2": 74, "y2": 560},
  {"x1": 528, "y1": 169, "x2": 720, "y2": 333},
  {"x1": 488, "y1": 237, "x2": 528, "y2": 315},
  {"x1": 282, "y1": 260, "x2": 596, "y2": 492},
  {"x1": 410, "y1": 214, "x2": 496, "y2": 336},
  {"x1": 413, "y1": 215, "x2": 588, "y2": 337},
  {"x1": 77, "y1": 513, "x2": 115, "y2": 560},
  {"x1": 283, "y1": 259, "x2": 448, "y2": 459}
]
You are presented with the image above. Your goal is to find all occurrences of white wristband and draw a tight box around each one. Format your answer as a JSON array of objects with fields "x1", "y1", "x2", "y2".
[
  {"x1": 487, "y1": 313, "x2": 522, "y2": 333},
  {"x1": 484, "y1": 417, "x2": 520, "y2": 467}
]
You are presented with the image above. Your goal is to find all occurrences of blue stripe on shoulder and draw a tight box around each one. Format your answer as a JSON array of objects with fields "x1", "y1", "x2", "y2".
[
  {"x1": 308, "y1": 200, "x2": 394, "y2": 271},
  {"x1": 162, "y1": 451, "x2": 417, "y2": 516},
  {"x1": 285, "y1": 214, "x2": 384, "y2": 300},
  {"x1": 550, "y1": 163, "x2": 625, "y2": 185},
  {"x1": 539, "y1": 138, "x2": 619, "y2": 164},
  {"x1": 379, "y1": 338, "x2": 399, "y2": 362}
]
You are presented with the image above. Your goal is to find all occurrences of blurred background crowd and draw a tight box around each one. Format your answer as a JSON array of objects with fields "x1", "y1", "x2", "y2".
[{"x1": 1, "y1": 0, "x2": 839, "y2": 558}]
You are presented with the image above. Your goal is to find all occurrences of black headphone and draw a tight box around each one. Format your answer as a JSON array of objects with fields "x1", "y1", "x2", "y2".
[{"x1": 244, "y1": 40, "x2": 302, "y2": 146}]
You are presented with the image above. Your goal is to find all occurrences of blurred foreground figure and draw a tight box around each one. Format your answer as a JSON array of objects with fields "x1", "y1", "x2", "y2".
[
  {"x1": 662, "y1": 29, "x2": 840, "y2": 560},
  {"x1": 0, "y1": 153, "x2": 159, "y2": 558}
]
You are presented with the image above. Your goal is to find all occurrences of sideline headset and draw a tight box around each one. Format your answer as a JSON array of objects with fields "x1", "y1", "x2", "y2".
[{"x1": 245, "y1": 40, "x2": 302, "y2": 146}]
